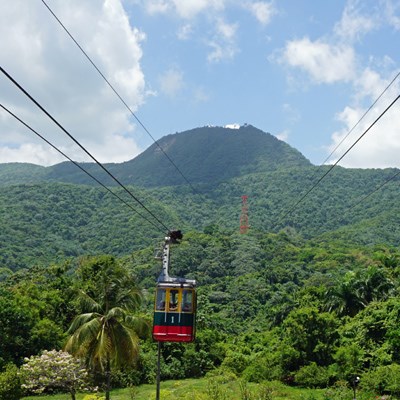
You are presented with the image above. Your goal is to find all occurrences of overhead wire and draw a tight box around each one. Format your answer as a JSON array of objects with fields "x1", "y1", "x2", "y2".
[
  {"x1": 274, "y1": 93, "x2": 400, "y2": 228},
  {"x1": 0, "y1": 65, "x2": 171, "y2": 233},
  {"x1": 309, "y1": 167, "x2": 400, "y2": 239},
  {"x1": 345, "y1": 169, "x2": 400, "y2": 214},
  {"x1": 319, "y1": 70, "x2": 400, "y2": 167},
  {"x1": 40, "y1": 0, "x2": 198, "y2": 194},
  {"x1": 0, "y1": 102, "x2": 164, "y2": 232},
  {"x1": 271, "y1": 70, "x2": 400, "y2": 230}
]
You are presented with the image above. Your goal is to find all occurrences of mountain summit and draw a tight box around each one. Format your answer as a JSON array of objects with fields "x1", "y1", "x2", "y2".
[
  {"x1": 0, "y1": 125, "x2": 311, "y2": 187},
  {"x1": 114, "y1": 124, "x2": 311, "y2": 187}
]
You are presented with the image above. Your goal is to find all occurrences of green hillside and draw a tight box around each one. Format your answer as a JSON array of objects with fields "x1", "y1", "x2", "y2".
[
  {"x1": 1, "y1": 125, "x2": 400, "y2": 398},
  {"x1": 0, "y1": 163, "x2": 47, "y2": 185},
  {"x1": 0, "y1": 124, "x2": 399, "y2": 270},
  {"x1": 1, "y1": 164, "x2": 399, "y2": 271}
]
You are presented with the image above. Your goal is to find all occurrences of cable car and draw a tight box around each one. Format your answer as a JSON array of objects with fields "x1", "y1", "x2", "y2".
[{"x1": 152, "y1": 231, "x2": 197, "y2": 343}]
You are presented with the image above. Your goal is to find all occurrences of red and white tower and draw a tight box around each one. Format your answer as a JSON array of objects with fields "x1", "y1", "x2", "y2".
[{"x1": 239, "y1": 195, "x2": 249, "y2": 234}]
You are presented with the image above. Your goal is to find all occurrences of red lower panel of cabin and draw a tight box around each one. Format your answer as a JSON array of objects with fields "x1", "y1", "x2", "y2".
[{"x1": 153, "y1": 325, "x2": 194, "y2": 342}]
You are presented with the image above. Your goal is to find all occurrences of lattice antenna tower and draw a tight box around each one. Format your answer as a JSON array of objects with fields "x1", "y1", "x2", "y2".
[{"x1": 239, "y1": 195, "x2": 249, "y2": 234}]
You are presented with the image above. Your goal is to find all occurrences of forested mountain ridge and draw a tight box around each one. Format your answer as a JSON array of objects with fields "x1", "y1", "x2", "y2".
[
  {"x1": 1, "y1": 166, "x2": 399, "y2": 271},
  {"x1": 0, "y1": 124, "x2": 310, "y2": 187},
  {"x1": 1, "y1": 124, "x2": 399, "y2": 271},
  {"x1": 0, "y1": 125, "x2": 400, "y2": 270}
]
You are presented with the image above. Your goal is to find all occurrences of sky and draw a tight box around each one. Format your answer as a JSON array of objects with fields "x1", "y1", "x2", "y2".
[{"x1": 0, "y1": 0, "x2": 400, "y2": 169}]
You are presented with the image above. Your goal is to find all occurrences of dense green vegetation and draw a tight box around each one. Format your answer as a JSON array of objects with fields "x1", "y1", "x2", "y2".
[
  {"x1": 1, "y1": 125, "x2": 399, "y2": 270},
  {"x1": 1, "y1": 232, "x2": 400, "y2": 398},
  {"x1": 1, "y1": 163, "x2": 400, "y2": 270},
  {"x1": 1, "y1": 125, "x2": 400, "y2": 398}
]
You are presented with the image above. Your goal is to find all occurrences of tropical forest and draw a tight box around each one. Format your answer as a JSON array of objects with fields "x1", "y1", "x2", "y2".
[{"x1": 1, "y1": 125, "x2": 400, "y2": 400}]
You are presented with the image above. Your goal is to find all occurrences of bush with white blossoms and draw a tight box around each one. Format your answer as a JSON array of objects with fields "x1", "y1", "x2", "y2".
[{"x1": 20, "y1": 349, "x2": 91, "y2": 400}]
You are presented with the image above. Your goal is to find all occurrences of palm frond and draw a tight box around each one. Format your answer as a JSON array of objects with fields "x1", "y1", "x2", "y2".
[
  {"x1": 78, "y1": 289, "x2": 103, "y2": 313},
  {"x1": 67, "y1": 312, "x2": 101, "y2": 333}
]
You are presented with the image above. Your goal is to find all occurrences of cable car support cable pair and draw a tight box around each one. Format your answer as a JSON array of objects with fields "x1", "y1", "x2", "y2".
[{"x1": 0, "y1": 65, "x2": 170, "y2": 234}]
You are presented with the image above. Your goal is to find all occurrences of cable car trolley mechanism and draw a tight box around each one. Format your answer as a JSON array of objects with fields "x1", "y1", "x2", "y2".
[{"x1": 152, "y1": 230, "x2": 196, "y2": 343}]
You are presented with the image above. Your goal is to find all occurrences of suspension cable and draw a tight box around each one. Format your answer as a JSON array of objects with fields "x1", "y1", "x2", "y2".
[
  {"x1": 0, "y1": 65, "x2": 171, "y2": 232},
  {"x1": 274, "y1": 94, "x2": 400, "y2": 228},
  {"x1": 0, "y1": 102, "x2": 165, "y2": 232},
  {"x1": 40, "y1": 0, "x2": 198, "y2": 194}
]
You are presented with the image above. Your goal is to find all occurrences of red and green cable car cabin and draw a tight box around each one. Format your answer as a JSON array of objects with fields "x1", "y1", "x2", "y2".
[
  {"x1": 153, "y1": 282, "x2": 196, "y2": 342},
  {"x1": 152, "y1": 231, "x2": 197, "y2": 343}
]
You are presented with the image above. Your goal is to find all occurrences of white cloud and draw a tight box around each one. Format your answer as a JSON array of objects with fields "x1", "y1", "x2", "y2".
[
  {"x1": 207, "y1": 18, "x2": 239, "y2": 62},
  {"x1": 158, "y1": 68, "x2": 185, "y2": 98},
  {"x1": 334, "y1": 0, "x2": 378, "y2": 42},
  {"x1": 330, "y1": 97, "x2": 400, "y2": 168},
  {"x1": 280, "y1": 37, "x2": 356, "y2": 84},
  {"x1": 217, "y1": 17, "x2": 237, "y2": 40},
  {"x1": 172, "y1": 0, "x2": 225, "y2": 19},
  {"x1": 273, "y1": 1, "x2": 400, "y2": 168},
  {"x1": 353, "y1": 68, "x2": 389, "y2": 101},
  {"x1": 282, "y1": 103, "x2": 300, "y2": 125},
  {"x1": 247, "y1": 1, "x2": 276, "y2": 26},
  {"x1": 326, "y1": 63, "x2": 400, "y2": 169},
  {"x1": 193, "y1": 87, "x2": 210, "y2": 103},
  {"x1": 143, "y1": 0, "x2": 225, "y2": 18},
  {"x1": 177, "y1": 23, "x2": 193, "y2": 40},
  {"x1": 384, "y1": 0, "x2": 400, "y2": 30},
  {"x1": 0, "y1": 0, "x2": 147, "y2": 166},
  {"x1": 0, "y1": 143, "x2": 64, "y2": 166},
  {"x1": 145, "y1": 0, "x2": 170, "y2": 14},
  {"x1": 276, "y1": 130, "x2": 289, "y2": 142}
]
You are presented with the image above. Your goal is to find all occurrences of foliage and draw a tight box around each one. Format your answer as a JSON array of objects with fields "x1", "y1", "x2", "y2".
[
  {"x1": 322, "y1": 381, "x2": 352, "y2": 400},
  {"x1": 360, "y1": 364, "x2": 400, "y2": 396},
  {"x1": 294, "y1": 363, "x2": 330, "y2": 388},
  {"x1": 0, "y1": 363, "x2": 22, "y2": 400},
  {"x1": 2, "y1": 229, "x2": 400, "y2": 395},
  {"x1": 2, "y1": 141, "x2": 400, "y2": 271},
  {"x1": 65, "y1": 256, "x2": 149, "y2": 400},
  {"x1": 20, "y1": 350, "x2": 90, "y2": 400},
  {"x1": 332, "y1": 344, "x2": 364, "y2": 381}
]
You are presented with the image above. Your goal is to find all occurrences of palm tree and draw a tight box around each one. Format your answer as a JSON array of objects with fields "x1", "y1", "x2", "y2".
[
  {"x1": 65, "y1": 256, "x2": 149, "y2": 399},
  {"x1": 325, "y1": 272, "x2": 364, "y2": 317},
  {"x1": 325, "y1": 267, "x2": 394, "y2": 318},
  {"x1": 356, "y1": 266, "x2": 394, "y2": 306}
]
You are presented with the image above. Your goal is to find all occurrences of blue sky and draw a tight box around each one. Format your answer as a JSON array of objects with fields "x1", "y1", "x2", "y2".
[{"x1": 1, "y1": 0, "x2": 399, "y2": 168}]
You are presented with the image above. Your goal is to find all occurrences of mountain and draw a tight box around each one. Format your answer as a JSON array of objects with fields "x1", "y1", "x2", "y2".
[
  {"x1": 0, "y1": 125, "x2": 311, "y2": 188},
  {"x1": 0, "y1": 163, "x2": 47, "y2": 186},
  {"x1": 1, "y1": 124, "x2": 400, "y2": 271},
  {"x1": 112, "y1": 124, "x2": 311, "y2": 187}
]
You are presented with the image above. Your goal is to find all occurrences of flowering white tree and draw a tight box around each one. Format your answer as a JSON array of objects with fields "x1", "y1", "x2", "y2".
[{"x1": 20, "y1": 349, "x2": 91, "y2": 400}]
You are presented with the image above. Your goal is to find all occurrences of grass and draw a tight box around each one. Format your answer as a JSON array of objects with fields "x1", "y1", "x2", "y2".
[{"x1": 21, "y1": 378, "x2": 328, "y2": 400}]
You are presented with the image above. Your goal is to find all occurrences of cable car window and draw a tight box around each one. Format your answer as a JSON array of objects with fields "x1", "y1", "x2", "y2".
[
  {"x1": 181, "y1": 289, "x2": 193, "y2": 312},
  {"x1": 169, "y1": 289, "x2": 179, "y2": 311},
  {"x1": 156, "y1": 289, "x2": 166, "y2": 311}
]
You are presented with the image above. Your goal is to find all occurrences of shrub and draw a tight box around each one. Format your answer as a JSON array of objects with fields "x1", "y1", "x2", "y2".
[
  {"x1": 361, "y1": 363, "x2": 400, "y2": 396},
  {"x1": 0, "y1": 364, "x2": 22, "y2": 400},
  {"x1": 241, "y1": 355, "x2": 282, "y2": 383},
  {"x1": 221, "y1": 351, "x2": 250, "y2": 375},
  {"x1": 295, "y1": 362, "x2": 330, "y2": 388},
  {"x1": 20, "y1": 349, "x2": 90, "y2": 399}
]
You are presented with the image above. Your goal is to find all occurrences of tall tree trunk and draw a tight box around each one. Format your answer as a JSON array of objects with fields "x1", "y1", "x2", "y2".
[
  {"x1": 105, "y1": 356, "x2": 111, "y2": 400},
  {"x1": 70, "y1": 389, "x2": 76, "y2": 400}
]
